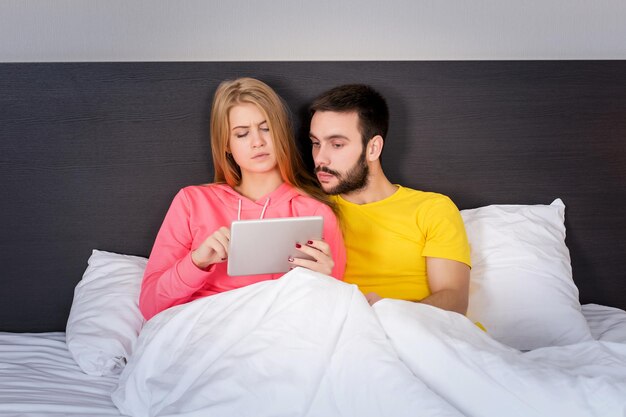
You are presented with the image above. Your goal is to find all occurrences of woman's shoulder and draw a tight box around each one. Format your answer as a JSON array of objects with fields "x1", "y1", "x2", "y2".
[
  {"x1": 178, "y1": 183, "x2": 227, "y2": 196},
  {"x1": 291, "y1": 193, "x2": 336, "y2": 217},
  {"x1": 170, "y1": 183, "x2": 233, "y2": 206}
]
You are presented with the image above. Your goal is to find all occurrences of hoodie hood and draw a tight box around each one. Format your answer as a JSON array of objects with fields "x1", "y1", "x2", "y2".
[{"x1": 210, "y1": 182, "x2": 301, "y2": 221}]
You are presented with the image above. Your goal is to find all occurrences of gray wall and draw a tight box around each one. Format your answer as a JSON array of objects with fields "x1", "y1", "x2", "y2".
[{"x1": 2, "y1": 0, "x2": 626, "y2": 62}]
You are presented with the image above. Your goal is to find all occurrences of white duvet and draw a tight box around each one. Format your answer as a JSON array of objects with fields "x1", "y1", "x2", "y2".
[{"x1": 112, "y1": 268, "x2": 626, "y2": 417}]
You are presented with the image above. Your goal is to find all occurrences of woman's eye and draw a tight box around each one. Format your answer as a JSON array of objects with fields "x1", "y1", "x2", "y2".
[
  {"x1": 332, "y1": 143, "x2": 343, "y2": 149},
  {"x1": 235, "y1": 132, "x2": 248, "y2": 138},
  {"x1": 311, "y1": 141, "x2": 320, "y2": 148}
]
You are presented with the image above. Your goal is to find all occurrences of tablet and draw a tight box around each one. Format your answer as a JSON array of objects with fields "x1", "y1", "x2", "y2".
[{"x1": 227, "y1": 216, "x2": 324, "y2": 276}]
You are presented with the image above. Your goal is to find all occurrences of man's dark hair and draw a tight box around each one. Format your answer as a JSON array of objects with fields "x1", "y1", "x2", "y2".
[{"x1": 310, "y1": 84, "x2": 389, "y2": 148}]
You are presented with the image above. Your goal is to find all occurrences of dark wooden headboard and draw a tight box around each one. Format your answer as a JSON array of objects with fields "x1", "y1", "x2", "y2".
[{"x1": 1, "y1": 61, "x2": 625, "y2": 332}]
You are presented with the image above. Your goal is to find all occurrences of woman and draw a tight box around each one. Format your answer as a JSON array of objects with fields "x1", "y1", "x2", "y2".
[{"x1": 139, "y1": 77, "x2": 346, "y2": 320}]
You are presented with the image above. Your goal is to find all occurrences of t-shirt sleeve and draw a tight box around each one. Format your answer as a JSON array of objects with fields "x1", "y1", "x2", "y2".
[{"x1": 419, "y1": 195, "x2": 472, "y2": 268}]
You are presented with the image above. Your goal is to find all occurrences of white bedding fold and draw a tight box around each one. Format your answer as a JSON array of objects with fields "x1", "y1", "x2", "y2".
[
  {"x1": 2, "y1": 274, "x2": 625, "y2": 417},
  {"x1": 112, "y1": 269, "x2": 626, "y2": 417},
  {"x1": 375, "y1": 299, "x2": 626, "y2": 417},
  {"x1": 112, "y1": 268, "x2": 460, "y2": 417}
]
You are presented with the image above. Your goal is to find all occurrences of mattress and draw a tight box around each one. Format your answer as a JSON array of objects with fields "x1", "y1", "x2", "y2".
[{"x1": 0, "y1": 332, "x2": 120, "y2": 416}]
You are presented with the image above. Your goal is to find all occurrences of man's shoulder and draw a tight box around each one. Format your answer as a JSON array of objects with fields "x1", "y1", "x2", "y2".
[
  {"x1": 392, "y1": 187, "x2": 465, "y2": 223},
  {"x1": 395, "y1": 186, "x2": 453, "y2": 205},
  {"x1": 330, "y1": 187, "x2": 452, "y2": 208}
]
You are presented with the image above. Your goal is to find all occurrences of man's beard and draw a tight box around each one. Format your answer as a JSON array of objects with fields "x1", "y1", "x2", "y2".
[{"x1": 315, "y1": 148, "x2": 369, "y2": 195}]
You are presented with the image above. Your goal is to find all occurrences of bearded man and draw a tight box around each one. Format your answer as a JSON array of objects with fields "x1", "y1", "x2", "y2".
[{"x1": 308, "y1": 84, "x2": 471, "y2": 314}]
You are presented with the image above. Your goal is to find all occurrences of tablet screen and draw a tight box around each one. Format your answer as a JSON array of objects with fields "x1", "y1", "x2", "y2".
[{"x1": 227, "y1": 216, "x2": 324, "y2": 276}]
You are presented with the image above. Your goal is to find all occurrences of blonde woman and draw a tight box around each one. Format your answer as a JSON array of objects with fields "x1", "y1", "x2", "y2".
[{"x1": 139, "y1": 78, "x2": 346, "y2": 320}]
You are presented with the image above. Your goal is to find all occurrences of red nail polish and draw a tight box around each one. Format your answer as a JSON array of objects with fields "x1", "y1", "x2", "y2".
[
  {"x1": 295, "y1": 243, "x2": 301, "y2": 248},
  {"x1": 307, "y1": 240, "x2": 313, "y2": 245}
]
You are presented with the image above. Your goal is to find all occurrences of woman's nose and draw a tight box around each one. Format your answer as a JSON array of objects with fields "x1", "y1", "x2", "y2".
[{"x1": 251, "y1": 130, "x2": 265, "y2": 148}]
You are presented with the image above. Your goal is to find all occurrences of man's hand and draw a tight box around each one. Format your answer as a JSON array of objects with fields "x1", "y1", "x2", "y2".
[{"x1": 364, "y1": 292, "x2": 383, "y2": 306}]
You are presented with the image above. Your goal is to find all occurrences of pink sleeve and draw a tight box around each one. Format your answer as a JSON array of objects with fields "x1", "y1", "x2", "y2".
[
  {"x1": 139, "y1": 189, "x2": 215, "y2": 320},
  {"x1": 317, "y1": 205, "x2": 346, "y2": 280}
]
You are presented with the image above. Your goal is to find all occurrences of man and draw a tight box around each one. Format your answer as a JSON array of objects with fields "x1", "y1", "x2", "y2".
[{"x1": 308, "y1": 84, "x2": 471, "y2": 314}]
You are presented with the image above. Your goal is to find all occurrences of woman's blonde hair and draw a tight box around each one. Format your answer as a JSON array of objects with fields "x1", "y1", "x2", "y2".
[{"x1": 210, "y1": 77, "x2": 333, "y2": 209}]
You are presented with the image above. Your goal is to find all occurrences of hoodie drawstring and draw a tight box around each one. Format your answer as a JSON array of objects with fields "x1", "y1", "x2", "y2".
[
  {"x1": 237, "y1": 197, "x2": 271, "y2": 221},
  {"x1": 259, "y1": 198, "x2": 270, "y2": 219}
]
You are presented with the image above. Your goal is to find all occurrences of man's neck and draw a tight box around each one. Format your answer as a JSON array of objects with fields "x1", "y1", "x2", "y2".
[{"x1": 339, "y1": 170, "x2": 398, "y2": 205}]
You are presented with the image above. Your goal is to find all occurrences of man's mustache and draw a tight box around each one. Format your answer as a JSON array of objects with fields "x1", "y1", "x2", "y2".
[{"x1": 315, "y1": 166, "x2": 340, "y2": 177}]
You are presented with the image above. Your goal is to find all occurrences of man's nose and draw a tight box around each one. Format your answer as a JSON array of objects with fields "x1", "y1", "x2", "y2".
[{"x1": 313, "y1": 145, "x2": 329, "y2": 166}]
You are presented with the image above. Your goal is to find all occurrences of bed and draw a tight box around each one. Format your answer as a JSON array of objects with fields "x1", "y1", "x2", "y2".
[{"x1": 1, "y1": 61, "x2": 626, "y2": 416}]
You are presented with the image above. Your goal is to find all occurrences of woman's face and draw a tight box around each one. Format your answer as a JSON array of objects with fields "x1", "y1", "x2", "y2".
[{"x1": 228, "y1": 102, "x2": 279, "y2": 179}]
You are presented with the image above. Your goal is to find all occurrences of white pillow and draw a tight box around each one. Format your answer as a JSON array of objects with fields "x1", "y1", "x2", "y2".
[
  {"x1": 461, "y1": 199, "x2": 593, "y2": 350},
  {"x1": 66, "y1": 249, "x2": 147, "y2": 376}
]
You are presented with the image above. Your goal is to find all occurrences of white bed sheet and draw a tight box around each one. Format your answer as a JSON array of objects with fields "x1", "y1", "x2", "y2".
[
  {"x1": 0, "y1": 332, "x2": 121, "y2": 417},
  {"x1": 583, "y1": 303, "x2": 626, "y2": 343},
  {"x1": 377, "y1": 299, "x2": 626, "y2": 417},
  {"x1": 112, "y1": 270, "x2": 626, "y2": 417},
  {"x1": 0, "y1": 283, "x2": 625, "y2": 417}
]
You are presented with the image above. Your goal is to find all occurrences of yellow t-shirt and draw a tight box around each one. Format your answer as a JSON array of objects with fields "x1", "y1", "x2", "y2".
[{"x1": 332, "y1": 186, "x2": 471, "y2": 301}]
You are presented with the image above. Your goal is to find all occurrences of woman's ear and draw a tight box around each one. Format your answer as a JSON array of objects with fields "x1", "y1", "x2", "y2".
[{"x1": 367, "y1": 135, "x2": 384, "y2": 161}]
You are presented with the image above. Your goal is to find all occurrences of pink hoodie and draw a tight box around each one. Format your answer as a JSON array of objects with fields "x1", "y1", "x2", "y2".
[{"x1": 140, "y1": 182, "x2": 346, "y2": 320}]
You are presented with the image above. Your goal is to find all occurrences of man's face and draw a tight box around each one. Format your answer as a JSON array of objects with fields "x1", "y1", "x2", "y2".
[{"x1": 309, "y1": 111, "x2": 369, "y2": 195}]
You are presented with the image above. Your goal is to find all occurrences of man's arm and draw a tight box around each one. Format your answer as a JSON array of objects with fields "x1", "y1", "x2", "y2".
[
  {"x1": 419, "y1": 257, "x2": 470, "y2": 314},
  {"x1": 364, "y1": 257, "x2": 470, "y2": 314}
]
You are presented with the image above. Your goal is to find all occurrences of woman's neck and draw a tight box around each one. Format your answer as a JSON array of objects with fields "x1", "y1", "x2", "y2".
[{"x1": 235, "y1": 170, "x2": 284, "y2": 201}]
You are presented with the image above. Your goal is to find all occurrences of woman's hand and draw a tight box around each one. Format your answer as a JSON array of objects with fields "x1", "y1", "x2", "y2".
[
  {"x1": 191, "y1": 227, "x2": 231, "y2": 270},
  {"x1": 288, "y1": 239, "x2": 334, "y2": 276}
]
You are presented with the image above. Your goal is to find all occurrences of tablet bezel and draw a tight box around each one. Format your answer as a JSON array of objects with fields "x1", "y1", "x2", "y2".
[{"x1": 227, "y1": 216, "x2": 324, "y2": 276}]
